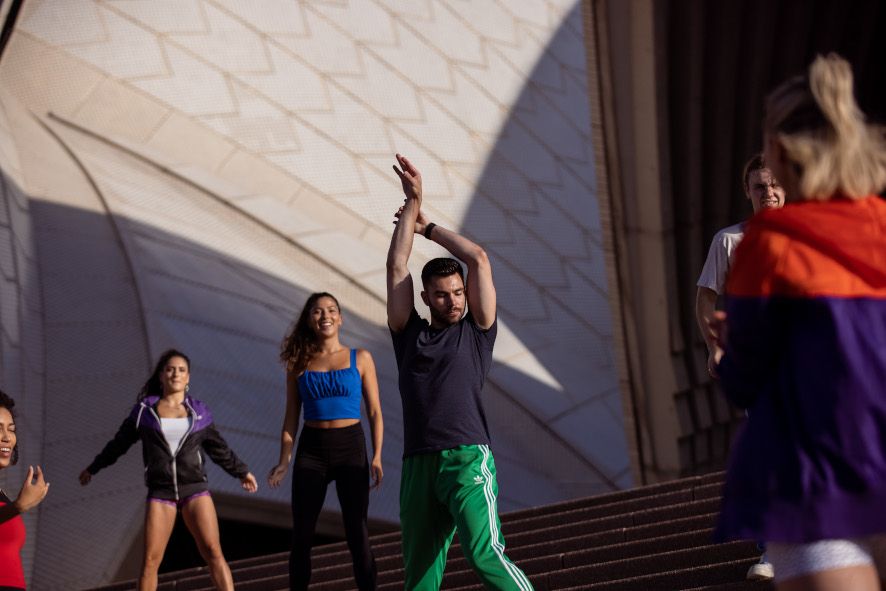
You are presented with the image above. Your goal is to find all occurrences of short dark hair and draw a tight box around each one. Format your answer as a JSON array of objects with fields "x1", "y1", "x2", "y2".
[
  {"x1": 742, "y1": 153, "x2": 766, "y2": 192},
  {"x1": 0, "y1": 388, "x2": 19, "y2": 465},
  {"x1": 421, "y1": 258, "x2": 464, "y2": 287}
]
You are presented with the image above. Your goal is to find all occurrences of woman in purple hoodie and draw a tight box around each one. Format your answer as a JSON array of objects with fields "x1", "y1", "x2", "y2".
[{"x1": 80, "y1": 350, "x2": 258, "y2": 591}]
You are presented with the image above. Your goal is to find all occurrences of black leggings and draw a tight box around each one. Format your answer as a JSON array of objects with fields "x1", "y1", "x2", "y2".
[{"x1": 290, "y1": 423, "x2": 376, "y2": 591}]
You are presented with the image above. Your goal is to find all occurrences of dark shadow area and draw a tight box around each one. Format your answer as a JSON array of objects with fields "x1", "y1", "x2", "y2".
[
  {"x1": 159, "y1": 516, "x2": 296, "y2": 574},
  {"x1": 0, "y1": 141, "x2": 402, "y2": 585},
  {"x1": 0, "y1": 0, "x2": 25, "y2": 61},
  {"x1": 458, "y1": 2, "x2": 630, "y2": 491},
  {"x1": 1, "y1": 105, "x2": 628, "y2": 583},
  {"x1": 665, "y1": 0, "x2": 886, "y2": 474},
  {"x1": 23, "y1": 196, "x2": 399, "y2": 583}
]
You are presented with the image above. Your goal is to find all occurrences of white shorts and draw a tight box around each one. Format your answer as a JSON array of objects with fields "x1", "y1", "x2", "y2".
[{"x1": 766, "y1": 536, "x2": 886, "y2": 583}]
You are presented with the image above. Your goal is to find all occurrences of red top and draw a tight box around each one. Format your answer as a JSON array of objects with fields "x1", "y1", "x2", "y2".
[{"x1": 0, "y1": 491, "x2": 26, "y2": 589}]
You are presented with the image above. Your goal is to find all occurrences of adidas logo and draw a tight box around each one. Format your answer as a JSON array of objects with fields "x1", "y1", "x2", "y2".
[{"x1": 473, "y1": 475, "x2": 484, "y2": 484}]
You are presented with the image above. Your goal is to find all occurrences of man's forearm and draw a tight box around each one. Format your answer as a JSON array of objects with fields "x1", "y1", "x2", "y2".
[
  {"x1": 426, "y1": 223, "x2": 485, "y2": 269},
  {"x1": 387, "y1": 199, "x2": 420, "y2": 330},
  {"x1": 427, "y1": 221, "x2": 496, "y2": 327},
  {"x1": 695, "y1": 287, "x2": 719, "y2": 351},
  {"x1": 387, "y1": 201, "x2": 419, "y2": 270}
]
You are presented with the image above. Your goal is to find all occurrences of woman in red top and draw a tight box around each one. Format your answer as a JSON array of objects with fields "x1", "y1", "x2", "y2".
[{"x1": 0, "y1": 389, "x2": 50, "y2": 591}]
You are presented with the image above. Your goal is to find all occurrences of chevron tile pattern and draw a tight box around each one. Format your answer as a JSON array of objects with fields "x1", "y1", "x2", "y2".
[{"x1": 0, "y1": 1, "x2": 630, "y2": 587}]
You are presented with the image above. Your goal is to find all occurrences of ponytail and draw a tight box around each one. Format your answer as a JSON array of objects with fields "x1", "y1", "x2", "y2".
[{"x1": 766, "y1": 54, "x2": 886, "y2": 200}]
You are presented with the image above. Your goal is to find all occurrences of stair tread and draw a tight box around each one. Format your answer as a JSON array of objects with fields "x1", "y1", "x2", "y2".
[{"x1": 88, "y1": 473, "x2": 753, "y2": 591}]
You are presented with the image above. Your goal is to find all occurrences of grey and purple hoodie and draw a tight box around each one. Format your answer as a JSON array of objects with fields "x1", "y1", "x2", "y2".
[{"x1": 86, "y1": 395, "x2": 249, "y2": 501}]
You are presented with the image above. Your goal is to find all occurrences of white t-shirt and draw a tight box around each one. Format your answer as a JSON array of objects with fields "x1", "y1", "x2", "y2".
[
  {"x1": 697, "y1": 222, "x2": 745, "y2": 295},
  {"x1": 160, "y1": 417, "x2": 190, "y2": 454}
]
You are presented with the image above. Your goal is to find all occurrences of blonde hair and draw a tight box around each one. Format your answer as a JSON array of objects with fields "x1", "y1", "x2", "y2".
[{"x1": 764, "y1": 54, "x2": 886, "y2": 200}]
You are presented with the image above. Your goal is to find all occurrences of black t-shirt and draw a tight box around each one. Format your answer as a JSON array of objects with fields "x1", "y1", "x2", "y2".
[{"x1": 390, "y1": 308, "x2": 497, "y2": 457}]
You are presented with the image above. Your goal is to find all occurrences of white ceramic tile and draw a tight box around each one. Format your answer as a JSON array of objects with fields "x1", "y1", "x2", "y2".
[
  {"x1": 299, "y1": 230, "x2": 384, "y2": 277},
  {"x1": 458, "y1": 48, "x2": 525, "y2": 108},
  {"x1": 201, "y1": 82, "x2": 302, "y2": 152},
  {"x1": 308, "y1": 0, "x2": 396, "y2": 44},
  {"x1": 332, "y1": 50, "x2": 424, "y2": 121},
  {"x1": 68, "y1": 6, "x2": 167, "y2": 79},
  {"x1": 73, "y1": 79, "x2": 170, "y2": 143},
  {"x1": 108, "y1": 0, "x2": 206, "y2": 34},
  {"x1": 404, "y1": 0, "x2": 485, "y2": 66},
  {"x1": 443, "y1": 0, "x2": 517, "y2": 46},
  {"x1": 213, "y1": 0, "x2": 309, "y2": 36},
  {"x1": 133, "y1": 43, "x2": 236, "y2": 116},
  {"x1": 513, "y1": 88, "x2": 590, "y2": 162},
  {"x1": 426, "y1": 68, "x2": 506, "y2": 137},
  {"x1": 494, "y1": 124, "x2": 563, "y2": 185},
  {"x1": 236, "y1": 194, "x2": 326, "y2": 236},
  {"x1": 20, "y1": 0, "x2": 106, "y2": 46},
  {"x1": 368, "y1": 19, "x2": 453, "y2": 92},
  {"x1": 298, "y1": 84, "x2": 392, "y2": 154},
  {"x1": 264, "y1": 126, "x2": 364, "y2": 196},
  {"x1": 237, "y1": 44, "x2": 330, "y2": 113},
  {"x1": 171, "y1": 2, "x2": 270, "y2": 73},
  {"x1": 274, "y1": 7, "x2": 362, "y2": 76},
  {"x1": 395, "y1": 98, "x2": 480, "y2": 164}
]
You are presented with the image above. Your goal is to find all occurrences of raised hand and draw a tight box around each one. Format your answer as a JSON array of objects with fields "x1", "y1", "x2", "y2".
[
  {"x1": 707, "y1": 347, "x2": 724, "y2": 379},
  {"x1": 393, "y1": 205, "x2": 430, "y2": 235},
  {"x1": 707, "y1": 311, "x2": 728, "y2": 378},
  {"x1": 15, "y1": 466, "x2": 49, "y2": 513},
  {"x1": 241, "y1": 472, "x2": 258, "y2": 493},
  {"x1": 392, "y1": 153, "x2": 422, "y2": 205},
  {"x1": 708, "y1": 311, "x2": 728, "y2": 350},
  {"x1": 267, "y1": 463, "x2": 289, "y2": 489},
  {"x1": 78, "y1": 469, "x2": 92, "y2": 486}
]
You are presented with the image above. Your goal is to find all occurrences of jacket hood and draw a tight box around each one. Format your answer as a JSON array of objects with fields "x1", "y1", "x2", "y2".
[
  {"x1": 132, "y1": 395, "x2": 213, "y2": 430},
  {"x1": 750, "y1": 195, "x2": 886, "y2": 293}
]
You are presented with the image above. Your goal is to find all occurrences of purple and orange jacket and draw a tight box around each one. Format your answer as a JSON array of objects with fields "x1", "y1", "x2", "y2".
[
  {"x1": 715, "y1": 195, "x2": 886, "y2": 543},
  {"x1": 87, "y1": 395, "x2": 249, "y2": 501}
]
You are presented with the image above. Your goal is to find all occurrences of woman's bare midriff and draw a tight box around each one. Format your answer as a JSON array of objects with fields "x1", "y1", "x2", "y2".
[{"x1": 304, "y1": 418, "x2": 360, "y2": 429}]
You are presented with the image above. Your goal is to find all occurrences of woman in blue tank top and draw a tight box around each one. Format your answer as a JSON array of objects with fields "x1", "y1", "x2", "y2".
[{"x1": 268, "y1": 292, "x2": 384, "y2": 591}]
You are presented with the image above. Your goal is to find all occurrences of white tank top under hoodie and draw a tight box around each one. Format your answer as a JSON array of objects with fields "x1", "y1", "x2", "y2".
[{"x1": 160, "y1": 417, "x2": 191, "y2": 454}]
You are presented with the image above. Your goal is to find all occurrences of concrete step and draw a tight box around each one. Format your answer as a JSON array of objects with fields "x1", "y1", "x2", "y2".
[
  {"x1": 173, "y1": 506, "x2": 725, "y2": 590},
  {"x1": 88, "y1": 472, "x2": 773, "y2": 591}
]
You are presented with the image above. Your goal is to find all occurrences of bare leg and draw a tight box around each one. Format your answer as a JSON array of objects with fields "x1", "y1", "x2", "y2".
[
  {"x1": 180, "y1": 495, "x2": 234, "y2": 591},
  {"x1": 778, "y1": 565, "x2": 880, "y2": 591},
  {"x1": 138, "y1": 501, "x2": 177, "y2": 591}
]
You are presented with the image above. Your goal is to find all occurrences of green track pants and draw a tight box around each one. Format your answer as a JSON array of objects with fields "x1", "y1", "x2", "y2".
[{"x1": 400, "y1": 445, "x2": 534, "y2": 590}]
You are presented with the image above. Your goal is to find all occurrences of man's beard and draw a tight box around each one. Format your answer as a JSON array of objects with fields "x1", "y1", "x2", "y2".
[{"x1": 430, "y1": 305, "x2": 462, "y2": 326}]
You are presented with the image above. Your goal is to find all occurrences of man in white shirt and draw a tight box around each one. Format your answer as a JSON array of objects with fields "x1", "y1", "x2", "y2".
[
  {"x1": 696, "y1": 153, "x2": 785, "y2": 378},
  {"x1": 694, "y1": 153, "x2": 785, "y2": 582}
]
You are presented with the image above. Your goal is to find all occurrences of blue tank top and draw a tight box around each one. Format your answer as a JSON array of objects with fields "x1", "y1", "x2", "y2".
[{"x1": 298, "y1": 349, "x2": 362, "y2": 421}]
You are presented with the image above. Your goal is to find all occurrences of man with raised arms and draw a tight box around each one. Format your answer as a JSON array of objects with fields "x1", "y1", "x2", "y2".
[{"x1": 386, "y1": 154, "x2": 534, "y2": 591}]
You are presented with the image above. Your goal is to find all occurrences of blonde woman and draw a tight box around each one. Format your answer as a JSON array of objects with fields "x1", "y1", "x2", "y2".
[{"x1": 713, "y1": 54, "x2": 886, "y2": 590}]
